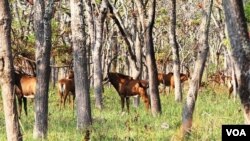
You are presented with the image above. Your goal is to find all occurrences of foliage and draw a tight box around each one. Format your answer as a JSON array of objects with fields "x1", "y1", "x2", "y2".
[
  {"x1": 0, "y1": 84, "x2": 243, "y2": 140},
  {"x1": 244, "y1": 1, "x2": 250, "y2": 23}
]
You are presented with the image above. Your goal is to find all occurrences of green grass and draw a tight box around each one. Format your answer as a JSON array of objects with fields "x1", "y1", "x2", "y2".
[{"x1": 0, "y1": 84, "x2": 243, "y2": 141}]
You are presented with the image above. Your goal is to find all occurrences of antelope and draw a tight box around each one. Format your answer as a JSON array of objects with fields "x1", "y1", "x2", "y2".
[
  {"x1": 169, "y1": 73, "x2": 189, "y2": 91},
  {"x1": 208, "y1": 71, "x2": 236, "y2": 97},
  {"x1": 208, "y1": 71, "x2": 227, "y2": 87},
  {"x1": 57, "y1": 70, "x2": 75, "y2": 109},
  {"x1": 14, "y1": 71, "x2": 36, "y2": 118},
  {"x1": 158, "y1": 72, "x2": 189, "y2": 95},
  {"x1": 158, "y1": 72, "x2": 173, "y2": 86},
  {"x1": 105, "y1": 57, "x2": 150, "y2": 113}
]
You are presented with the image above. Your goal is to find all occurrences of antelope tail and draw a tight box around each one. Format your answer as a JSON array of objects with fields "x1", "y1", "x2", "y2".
[{"x1": 59, "y1": 83, "x2": 66, "y2": 94}]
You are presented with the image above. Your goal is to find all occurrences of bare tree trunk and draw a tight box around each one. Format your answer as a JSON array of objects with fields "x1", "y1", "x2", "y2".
[
  {"x1": 111, "y1": 31, "x2": 118, "y2": 72},
  {"x1": 131, "y1": 1, "x2": 143, "y2": 107},
  {"x1": 70, "y1": 0, "x2": 92, "y2": 130},
  {"x1": 182, "y1": 0, "x2": 213, "y2": 135},
  {"x1": 223, "y1": 0, "x2": 250, "y2": 124},
  {"x1": 0, "y1": 1, "x2": 22, "y2": 140},
  {"x1": 33, "y1": 0, "x2": 54, "y2": 139},
  {"x1": 134, "y1": 0, "x2": 161, "y2": 115},
  {"x1": 92, "y1": 0, "x2": 108, "y2": 109},
  {"x1": 169, "y1": 0, "x2": 182, "y2": 102},
  {"x1": 84, "y1": 0, "x2": 95, "y2": 95},
  {"x1": 132, "y1": 34, "x2": 142, "y2": 107},
  {"x1": 144, "y1": 0, "x2": 161, "y2": 116}
]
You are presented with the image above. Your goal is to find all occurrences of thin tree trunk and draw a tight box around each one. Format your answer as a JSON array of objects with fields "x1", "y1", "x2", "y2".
[
  {"x1": 132, "y1": 34, "x2": 142, "y2": 107},
  {"x1": 92, "y1": 0, "x2": 108, "y2": 109},
  {"x1": 33, "y1": 0, "x2": 53, "y2": 139},
  {"x1": 111, "y1": 31, "x2": 118, "y2": 72},
  {"x1": 84, "y1": 0, "x2": 95, "y2": 90},
  {"x1": 0, "y1": 1, "x2": 22, "y2": 140},
  {"x1": 182, "y1": 0, "x2": 213, "y2": 135},
  {"x1": 223, "y1": 0, "x2": 250, "y2": 124},
  {"x1": 169, "y1": 0, "x2": 182, "y2": 102},
  {"x1": 70, "y1": 0, "x2": 92, "y2": 130}
]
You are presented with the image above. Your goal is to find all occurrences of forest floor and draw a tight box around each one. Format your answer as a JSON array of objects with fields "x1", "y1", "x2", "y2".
[{"x1": 0, "y1": 82, "x2": 243, "y2": 141}]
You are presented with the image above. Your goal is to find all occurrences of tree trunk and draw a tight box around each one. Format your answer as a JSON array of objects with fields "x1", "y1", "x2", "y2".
[
  {"x1": 169, "y1": 0, "x2": 182, "y2": 102},
  {"x1": 132, "y1": 34, "x2": 142, "y2": 107},
  {"x1": 70, "y1": 0, "x2": 92, "y2": 130},
  {"x1": 110, "y1": 31, "x2": 118, "y2": 72},
  {"x1": 84, "y1": 0, "x2": 95, "y2": 92},
  {"x1": 144, "y1": 0, "x2": 161, "y2": 116},
  {"x1": 182, "y1": 0, "x2": 213, "y2": 135},
  {"x1": 0, "y1": 1, "x2": 22, "y2": 140},
  {"x1": 223, "y1": 0, "x2": 250, "y2": 124},
  {"x1": 92, "y1": 0, "x2": 108, "y2": 109},
  {"x1": 33, "y1": 0, "x2": 53, "y2": 139}
]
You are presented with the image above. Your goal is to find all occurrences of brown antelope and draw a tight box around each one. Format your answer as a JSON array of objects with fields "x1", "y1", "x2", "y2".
[
  {"x1": 158, "y1": 72, "x2": 173, "y2": 86},
  {"x1": 57, "y1": 71, "x2": 75, "y2": 109},
  {"x1": 208, "y1": 71, "x2": 237, "y2": 98},
  {"x1": 208, "y1": 71, "x2": 227, "y2": 86},
  {"x1": 14, "y1": 71, "x2": 36, "y2": 118},
  {"x1": 157, "y1": 72, "x2": 173, "y2": 94},
  {"x1": 158, "y1": 72, "x2": 189, "y2": 95},
  {"x1": 124, "y1": 79, "x2": 150, "y2": 111},
  {"x1": 169, "y1": 73, "x2": 189, "y2": 91},
  {"x1": 106, "y1": 57, "x2": 150, "y2": 113}
]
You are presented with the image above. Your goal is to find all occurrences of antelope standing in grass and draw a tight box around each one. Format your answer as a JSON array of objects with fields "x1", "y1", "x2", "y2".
[
  {"x1": 14, "y1": 71, "x2": 36, "y2": 118},
  {"x1": 105, "y1": 57, "x2": 150, "y2": 113},
  {"x1": 57, "y1": 70, "x2": 75, "y2": 109}
]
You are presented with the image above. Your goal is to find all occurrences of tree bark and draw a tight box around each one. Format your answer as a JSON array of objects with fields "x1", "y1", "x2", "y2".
[
  {"x1": 182, "y1": 0, "x2": 213, "y2": 135},
  {"x1": 169, "y1": 0, "x2": 182, "y2": 102},
  {"x1": 144, "y1": 0, "x2": 161, "y2": 116},
  {"x1": 92, "y1": 0, "x2": 108, "y2": 109},
  {"x1": 223, "y1": 0, "x2": 250, "y2": 124},
  {"x1": 33, "y1": 0, "x2": 54, "y2": 139},
  {"x1": 70, "y1": 0, "x2": 92, "y2": 130},
  {"x1": 0, "y1": 1, "x2": 23, "y2": 140}
]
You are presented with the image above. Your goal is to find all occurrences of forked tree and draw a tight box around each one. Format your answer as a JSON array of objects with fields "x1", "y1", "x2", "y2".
[
  {"x1": 0, "y1": 0, "x2": 22, "y2": 140},
  {"x1": 223, "y1": 0, "x2": 250, "y2": 123},
  {"x1": 33, "y1": 0, "x2": 54, "y2": 139},
  {"x1": 70, "y1": 0, "x2": 92, "y2": 130},
  {"x1": 135, "y1": 0, "x2": 161, "y2": 116},
  {"x1": 182, "y1": 0, "x2": 213, "y2": 135}
]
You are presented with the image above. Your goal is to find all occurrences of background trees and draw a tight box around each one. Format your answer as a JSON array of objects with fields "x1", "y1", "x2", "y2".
[{"x1": 2, "y1": 0, "x2": 250, "y2": 140}]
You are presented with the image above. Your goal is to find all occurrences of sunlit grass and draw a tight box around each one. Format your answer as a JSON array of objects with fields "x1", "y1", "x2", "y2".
[{"x1": 0, "y1": 83, "x2": 243, "y2": 140}]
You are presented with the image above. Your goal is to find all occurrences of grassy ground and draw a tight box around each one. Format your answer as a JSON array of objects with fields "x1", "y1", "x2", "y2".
[{"x1": 0, "y1": 83, "x2": 243, "y2": 141}]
